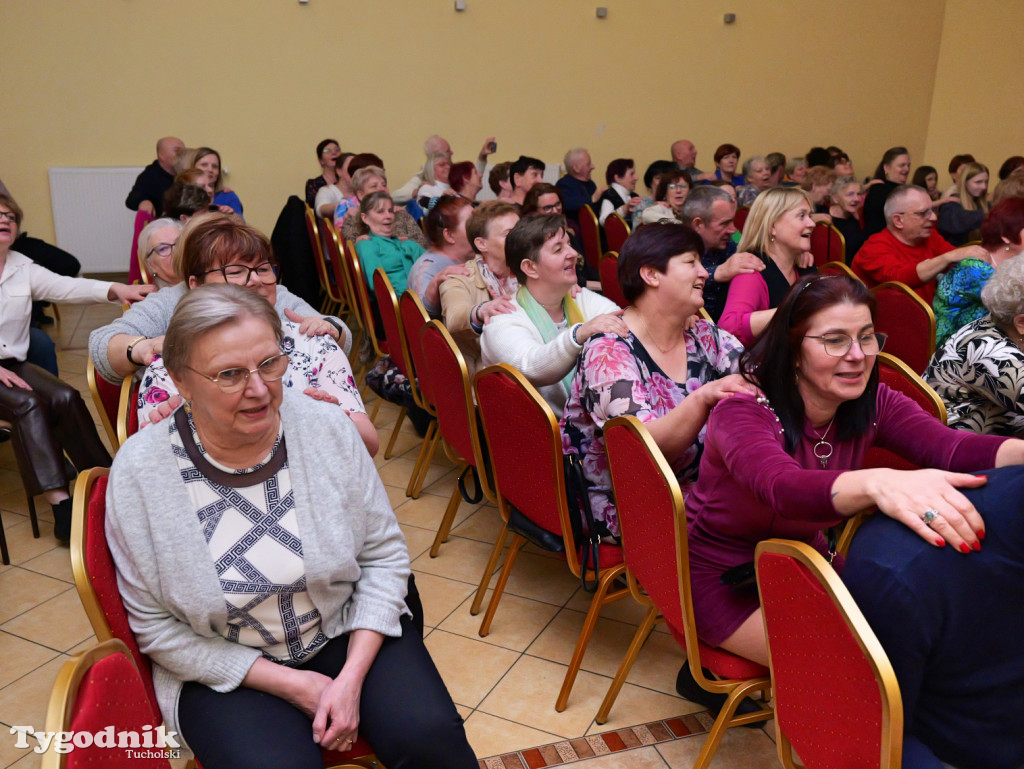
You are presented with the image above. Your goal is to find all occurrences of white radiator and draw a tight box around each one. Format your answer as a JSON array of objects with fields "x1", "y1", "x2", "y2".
[{"x1": 48, "y1": 166, "x2": 143, "y2": 274}]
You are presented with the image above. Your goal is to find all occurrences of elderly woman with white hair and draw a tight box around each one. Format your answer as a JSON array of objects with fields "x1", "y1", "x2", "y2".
[
  {"x1": 137, "y1": 217, "x2": 184, "y2": 288},
  {"x1": 415, "y1": 152, "x2": 452, "y2": 202},
  {"x1": 340, "y1": 166, "x2": 427, "y2": 247},
  {"x1": 735, "y1": 156, "x2": 772, "y2": 207},
  {"x1": 926, "y1": 256, "x2": 1024, "y2": 436}
]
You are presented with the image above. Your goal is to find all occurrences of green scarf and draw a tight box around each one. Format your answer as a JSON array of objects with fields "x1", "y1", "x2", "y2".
[{"x1": 516, "y1": 286, "x2": 585, "y2": 396}]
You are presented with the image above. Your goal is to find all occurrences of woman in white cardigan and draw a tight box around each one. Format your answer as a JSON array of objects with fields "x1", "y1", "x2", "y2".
[
  {"x1": 480, "y1": 214, "x2": 626, "y2": 411},
  {"x1": 106, "y1": 284, "x2": 476, "y2": 769}
]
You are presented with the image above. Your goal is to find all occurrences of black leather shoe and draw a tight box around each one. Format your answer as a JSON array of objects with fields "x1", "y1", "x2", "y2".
[
  {"x1": 52, "y1": 498, "x2": 73, "y2": 544},
  {"x1": 675, "y1": 661, "x2": 766, "y2": 727}
]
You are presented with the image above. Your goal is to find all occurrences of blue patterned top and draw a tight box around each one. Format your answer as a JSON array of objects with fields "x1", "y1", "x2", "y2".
[{"x1": 933, "y1": 257, "x2": 993, "y2": 349}]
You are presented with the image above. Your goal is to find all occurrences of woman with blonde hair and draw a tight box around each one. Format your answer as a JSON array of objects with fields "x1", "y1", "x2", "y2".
[
  {"x1": 938, "y1": 162, "x2": 990, "y2": 246},
  {"x1": 719, "y1": 188, "x2": 817, "y2": 345}
]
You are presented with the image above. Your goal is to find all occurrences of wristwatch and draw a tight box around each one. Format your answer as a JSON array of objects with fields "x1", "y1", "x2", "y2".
[{"x1": 126, "y1": 336, "x2": 148, "y2": 366}]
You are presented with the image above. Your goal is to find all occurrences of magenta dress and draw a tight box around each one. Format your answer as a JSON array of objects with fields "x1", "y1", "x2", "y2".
[{"x1": 685, "y1": 385, "x2": 1006, "y2": 647}]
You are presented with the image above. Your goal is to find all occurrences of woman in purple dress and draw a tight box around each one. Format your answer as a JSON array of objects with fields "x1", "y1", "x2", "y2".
[{"x1": 686, "y1": 274, "x2": 1024, "y2": 666}]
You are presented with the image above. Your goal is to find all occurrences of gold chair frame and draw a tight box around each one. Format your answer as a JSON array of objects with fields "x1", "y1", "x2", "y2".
[
  {"x1": 755, "y1": 539, "x2": 903, "y2": 769},
  {"x1": 86, "y1": 358, "x2": 120, "y2": 449},
  {"x1": 818, "y1": 260, "x2": 859, "y2": 281}
]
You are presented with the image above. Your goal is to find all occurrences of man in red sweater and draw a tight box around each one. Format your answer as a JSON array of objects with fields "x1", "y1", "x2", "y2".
[{"x1": 851, "y1": 185, "x2": 986, "y2": 302}]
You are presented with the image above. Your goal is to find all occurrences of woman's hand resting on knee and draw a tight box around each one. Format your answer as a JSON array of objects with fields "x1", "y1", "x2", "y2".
[{"x1": 313, "y1": 671, "x2": 362, "y2": 749}]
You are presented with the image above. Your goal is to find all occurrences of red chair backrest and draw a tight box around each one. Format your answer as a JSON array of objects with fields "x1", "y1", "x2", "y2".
[
  {"x1": 128, "y1": 210, "x2": 154, "y2": 285},
  {"x1": 372, "y1": 269, "x2": 410, "y2": 377},
  {"x1": 474, "y1": 365, "x2": 566, "y2": 538},
  {"x1": 817, "y1": 261, "x2": 859, "y2": 280},
  {"x1": 88, "y1": 359, "x2": 121, "y2": 445},
  {"x1": 77, "y1": 473, "x2": 161, "y2": 722},
  {"x1": 604, "y1": 416, "x2": 769, "y2": 682},
  {"x1": 757, "y1": 543, "x2": 902, "y2": 769},
  {"x1": 399, "y1": 291, "x2": 435, "y2": 406},
  {"x1": 420, "y1": 320, "x2": 477, "y2": 466},
  {"x1": 604, "y1": 213, "x2": 630, "y2": 254},
  {"x1": 809, "y1": 223, "x2": 845, "y2": 267},
  {"x1": 870, "y1": 282, "x2": 935, "y2": 374},
  {"x1": 733, "y1": 205, "x2": 751, "y2": 232},
  {"x1": 66, "y1": 646, "x2": 170, "y2": 768},
  {"x1": 863, "y1": 353, "x2": 945, "y2": 472},
  {"x1": 321, "y1": 219, "x2": 351, "y2": 305},
  {"x1": 303, "y1": 207, "x2": 332, "y2": 297},
  {"x1": 578, "y1": 204, "x2": 602, "y2": 270},
  {"x1": 598, "y1": 252, "x2": 627, "y2": 309},
  {"x1": 347, "y1": 239, "x2": 385, "y2": 353}
]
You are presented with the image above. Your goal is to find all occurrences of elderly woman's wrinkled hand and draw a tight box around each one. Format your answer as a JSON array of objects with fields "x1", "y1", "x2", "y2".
[
  {"x1": 303, "y1": 387, "x2": 339, "y2": 405},
  {"x1": 480, "y1": 297, "x2": 518, "y2": 324},
  {"x1": 577, "y1": 310, "x2": 628, "y2": 345},
  {"x1": 134, "y1": 336, "x2": 165, "y2": 367},
  {"x1": 284, "y1": 308, "x2": 337, "y2": 340},
  {"x1": 312, "y1": 672, "x2": 362, "y2": 749},
  {"x1": 869, "y1": 468, "x2": 987, "y2": 552}
]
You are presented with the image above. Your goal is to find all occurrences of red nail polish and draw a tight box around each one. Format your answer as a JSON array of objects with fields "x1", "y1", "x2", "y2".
[
  {"x1": 972, "y1": 541, "x2": 981, "y2": 552},
  {"x1": 975, "y1": 475, "x2": 988, "y2": 480},
  {"x1": 959, "y1": 543, "x2": 971, "y2": 554},
  {"x1": 935, "y1": 538, "x2": 946, "y2": 547},
  {"x1": 977, "y1": 529, "x2": 986, "y2": 541}
]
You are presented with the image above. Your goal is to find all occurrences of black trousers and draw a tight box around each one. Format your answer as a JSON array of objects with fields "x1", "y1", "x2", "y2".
[
  {"x1": 0, "y1": 360, "x2": 111, "y2": 494},
  {"x1": 177, "y1": 614, "x2": 477, "y2": 769}
]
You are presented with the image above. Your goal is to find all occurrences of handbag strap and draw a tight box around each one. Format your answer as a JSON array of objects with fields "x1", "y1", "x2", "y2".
[{"x1": 457, "y1": 465, "x2": 484, "y2": 505}]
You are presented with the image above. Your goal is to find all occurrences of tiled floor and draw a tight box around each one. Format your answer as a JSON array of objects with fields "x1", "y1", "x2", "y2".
[{"x1": 0, "y1": 302, "x2": 781, "y2": 768}]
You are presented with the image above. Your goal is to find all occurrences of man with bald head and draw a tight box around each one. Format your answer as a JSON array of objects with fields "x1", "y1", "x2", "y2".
[
  {"x1": 125, "y1": 136, "x2": 184, "y2": 215},
  {"x1": 393, "y1": 133, "x2": 495, "y2": 204},
  {"x1": 671, "y1": 139, "x2": 702, "y2": 178},
  {"x1": 851, "y1": 184, "x2": 986, "y2": 303},
  {"x1": 556, "y1": 147, "x2": 605, "y2": 224}
]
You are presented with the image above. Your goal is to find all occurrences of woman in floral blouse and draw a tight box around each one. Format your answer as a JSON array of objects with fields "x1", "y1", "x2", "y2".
[
  {"x1": 933, "y1": 197, "x2": 1024, "y2": 348},
  {"x1": 561, "y1": 224, "x2": 754, "y2": 539},
  {"x1": 926, "y1": 255, "x2": 1024, "y2": 436}
]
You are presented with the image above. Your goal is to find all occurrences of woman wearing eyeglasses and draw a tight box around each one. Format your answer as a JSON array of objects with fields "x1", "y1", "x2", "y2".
[
  {"x1": 682, "y1": 274, "x2": 1024, "y2": 672},
  {"x1": 88, "y1": 214, "x2": 372, "y2": 452},
  {"x1": 105, "y1": 284, "x2": 477, "y2": 769},
  {"x1": 640, "y1": 170, "x2": 692, "y2": 224},
  {"x1": 137, "y1": 217, "x2": 184, "y2": 288},
  {"x1": 0, "y1": 193, "x2": 152, "y2": 541}
]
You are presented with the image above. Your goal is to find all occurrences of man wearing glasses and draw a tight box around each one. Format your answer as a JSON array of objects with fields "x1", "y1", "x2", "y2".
[{"x1": 851, "y1": 184, "x2": 987, "y2": 302}]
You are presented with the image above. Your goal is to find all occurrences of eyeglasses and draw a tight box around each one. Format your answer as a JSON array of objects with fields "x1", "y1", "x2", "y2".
[
  {"x1": 898, "y1": 208, "x2": 933, "y2": 219},
  {"x1": 146, "y1": 243, "x2": 175, "y2": 259},
  {"x1": 202, "y1": 262, "x2": 277, "y2": 285},
  {"x1": 539, "y1": 203, "x2": 563, "y2": 213},
  {"x1": 804, "y1": 332, "x2": 887, "y2": 357},
  {"x1": 186, "y1": 353, "x2": 290, "y2": 392},
  {"x1": 666, "y1": 183, "x2": 688, "y2": 190},
  {"x1": 0, "y1": 212, "x2": 17, "y2": 223}
]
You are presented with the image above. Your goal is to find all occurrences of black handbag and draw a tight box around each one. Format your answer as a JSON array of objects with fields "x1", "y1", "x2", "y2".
[{"x1": 563, "y1": 452, "x2": 602, "y2": 593}]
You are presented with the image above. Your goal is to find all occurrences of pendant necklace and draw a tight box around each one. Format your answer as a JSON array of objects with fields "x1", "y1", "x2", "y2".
[{"x1": 812, "y1": 415, "x2": 837, "y2": 468}]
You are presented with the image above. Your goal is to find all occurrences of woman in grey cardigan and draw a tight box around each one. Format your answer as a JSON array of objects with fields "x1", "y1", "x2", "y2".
[{"x1": 105, "y1": 284, "x2": 476, "y2": 769}]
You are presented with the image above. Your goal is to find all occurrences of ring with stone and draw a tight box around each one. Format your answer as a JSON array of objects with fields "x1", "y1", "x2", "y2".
[{"x1": 921, "y1": 509, "x2": 939, "y2": 525}]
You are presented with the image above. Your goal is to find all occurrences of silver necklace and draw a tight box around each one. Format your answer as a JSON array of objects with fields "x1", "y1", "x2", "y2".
[{"x1": 811, "y1": 415, "x2": 837, "y2": 468}]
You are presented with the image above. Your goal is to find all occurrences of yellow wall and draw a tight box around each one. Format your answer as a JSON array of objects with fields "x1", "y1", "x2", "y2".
[
  {"x1": 2, "y1": 0, "x2": 947, "y2": 246},
  {"x1": 923, "y1": 0, "x2": 1023, "y2": 185}
]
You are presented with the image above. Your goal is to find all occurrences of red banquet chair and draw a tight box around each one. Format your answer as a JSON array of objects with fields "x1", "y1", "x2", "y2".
[
  {"x1": 128, "y1": 210, "x2": 154, "y2": 285},
  {"x1": 418, "y1": 320, "x2": 497, "y2": 556},
  {"x1": 69, "y1": 468, "x2": 379, "y2": 769},
  {"x1": 756, "y1": 539, "x2": 903, "y2": 769},
  {"x1": 870, "y1": 281, "x2": 936, "y2": 374},
  {"x1": 472, "y1": 364, "x2": 628, "y2": 713},
  {"x1": 116, "y1": 375, "x2": 140, "y2": 448},
  {"x1": 373, "y1": 271, "x2": 439, "y2": 497},
  {"x1": 733, "y1": 204, "x2": 751, "y2": 232},
  {"x1": 603, "y1": 212, "x2": 631, "y2": 254},
  {"x1": 303, "y1": 205, "x2": 341, "y2": 316},
  {"x1": 578, "y1": 204, "x2": 603, "y2": 270},
  {"x1": 598, "y1": 416, "x2": 772, "y2": 765},
  {"x1": 809, "y1": 222, "x2": 846, "y2": 267},
  {"x1": 86, "y1": 357, "x2": 121, "y2": 448},
  {"x1": 598, "y1": 251, "x2": 627, "y2": 308},
  {"x1": 42, "y1": 639, "x2": 171, "y2": 769},
  {"x1": 817, "y1": 260, "x2": 859, "y2": 280}
]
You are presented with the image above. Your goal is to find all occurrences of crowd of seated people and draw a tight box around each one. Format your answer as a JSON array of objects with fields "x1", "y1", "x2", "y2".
[{"x1": 9, "y1": 128, "x2": 1019, "y2": 769}]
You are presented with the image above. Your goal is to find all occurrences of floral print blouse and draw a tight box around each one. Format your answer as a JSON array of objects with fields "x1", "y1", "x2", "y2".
[
  {"x1": 560, "y1": 320, "x2": 743, "y2": 538},
  {"x1": 137, "y1": 320, "x2": 364, "y2": 427},
  {"x1": 933, "y1": 257, "x2": 993, "y2": 349},
  {"x1": 924, "y1": 315, "x2": 1024, "y2": 436}
]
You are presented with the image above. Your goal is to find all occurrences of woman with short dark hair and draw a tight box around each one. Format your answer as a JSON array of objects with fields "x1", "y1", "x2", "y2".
[{"x1": 561, "y1": 223, "x2": 749, "y2": 539}]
